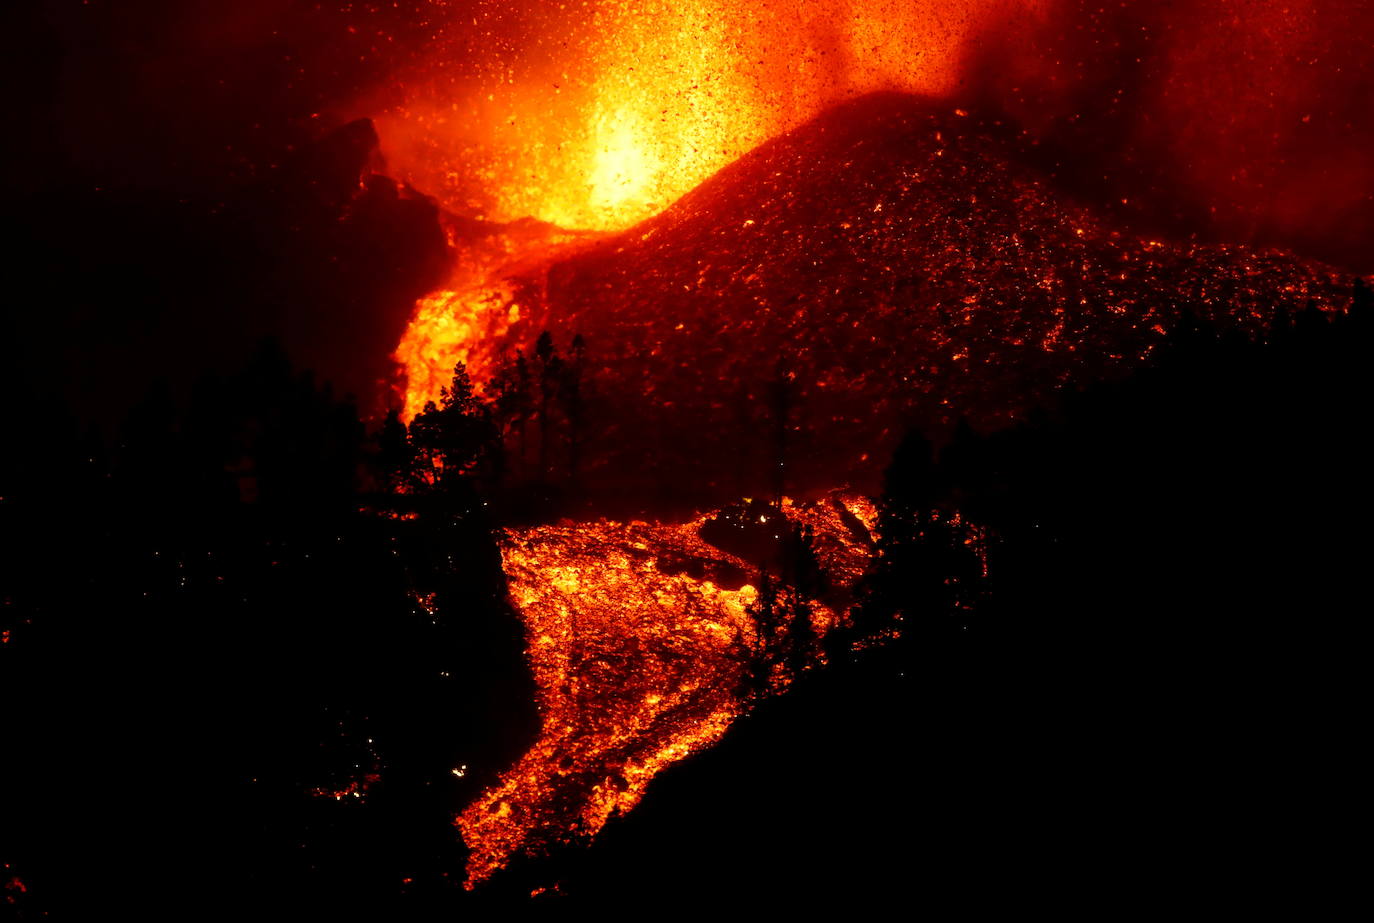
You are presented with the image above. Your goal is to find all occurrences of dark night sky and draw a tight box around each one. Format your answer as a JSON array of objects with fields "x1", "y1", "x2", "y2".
[{"x1": 5, "y1": 2, "x2": 465, "y2": 426}]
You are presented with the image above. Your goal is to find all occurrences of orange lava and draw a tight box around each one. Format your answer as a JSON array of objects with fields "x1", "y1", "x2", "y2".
[
  {"x1": 457, "y1": 495, "x2": 876, "y2": 886},
  {"x1": 377, "y1": 1, "x2": 1043, "y2": 232},
  {"x1": 386, "y1": 1, "x2": 1046, "y2": 417},
  {"x1": 392, "y1": 215, "x2": 592, "y2": 420},
  {"x1": 383, "y1": 1, "x2": 1374, "y2": 421},
  {"x1": 365, "y1": 0, "x2": 1370, "y2": 889},
  {"x1": 402, "y1": 94, "x2": 1359, "y2": 497}
]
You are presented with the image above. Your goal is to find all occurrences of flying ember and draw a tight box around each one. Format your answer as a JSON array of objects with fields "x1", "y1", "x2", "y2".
[
  {"x1": 460, "y1": 495, "x2": 877, "y2": 885},
  {"x1": 370, "y1": 0, "x2": 1367, "y2": 889}
]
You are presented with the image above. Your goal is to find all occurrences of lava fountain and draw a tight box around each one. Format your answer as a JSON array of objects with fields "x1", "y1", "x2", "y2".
[
  {"x1": 358, "y1": 0, "x2": 1370, "y2": 888},
  {"x1": 385, "y1": 0, "x2": 1049, "y2": 417},
  {"x1": 377, "y1": 0, "x2": 1045, "y2": 232}
]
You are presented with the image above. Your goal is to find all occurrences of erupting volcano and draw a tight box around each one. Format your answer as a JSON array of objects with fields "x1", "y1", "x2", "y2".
[
  {"x1": 369, "y1": 0, "x2": 1370, "y2": 891},
  {"x1": 398, "y1": 93, "x2": 1357, "y2": 496},
  {"x1": 9, "y1": 0, "x2": 1371, "y2": 913}
]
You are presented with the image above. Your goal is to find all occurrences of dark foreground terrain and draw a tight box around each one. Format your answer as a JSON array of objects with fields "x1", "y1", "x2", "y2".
[{"x1": 7, "y1": 290, "x2": 1365, "y2": 917}]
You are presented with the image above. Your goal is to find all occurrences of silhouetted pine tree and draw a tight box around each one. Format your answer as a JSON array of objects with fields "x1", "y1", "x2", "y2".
[
  {"x1": 409, "y1": 362, "x2": 498, "y2": 490},
  {"x1": 564, "y1": 333, "x2": 587, "y2": 482},
  {"x1": 491, "y1": 349, "x2": 532, "y2": 478},
  {"x1": 534, "y1": 331, "x2": 562, "y2": 483},
  {"x1": 784, "y1": 591, "x2": 817, "y2": 679},
  {"x1": 745, "y1": 570, "x2": 780, "y2": 694},
  {"x1": 780, "y1": 523, "x2": 823, "y2": 676},
  {"x1": 375, "y1": 407, "x2": 414, "y2": 492},
  {"x1": 851, "y1": 429, "x2": 963, "y2": 647}
]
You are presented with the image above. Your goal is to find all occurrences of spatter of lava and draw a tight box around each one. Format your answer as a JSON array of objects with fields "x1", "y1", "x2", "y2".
[
  {"x1": 381, "y1": 8, "x2": 1366, "y2": 885},
  {"x1": 397, "y1": 91, "x2": 1364, "y2": 887},
  {"x1": 457, "y1": 494, "x2": 876, "y2": 886},
  {"x1": 400, "y1": 93, "x2": 1359, "y2": 498},
  {"x1": 376, "y1": 0, "x2": 1040, "y2": 233}
]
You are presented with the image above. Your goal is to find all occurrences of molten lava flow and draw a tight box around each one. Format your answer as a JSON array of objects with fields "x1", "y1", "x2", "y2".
[
  {"x1": 384, "y1": 0, "x2": 1374, "y2": 419},
  {"x1": 396, "y1": 283, "x2": 515, "y2": 421},
  {"x1": 378, "y1": 0, "x2": 1046, "y2": 232},
  {"x1": 457, "y1": 495, "x2": 876, "y2": 886},
  {"x1": 392, "y1": 214, "x2": 592, "y2": 419},
  {"x1": 385, "y1": 1, "x2": 1049, "y2": 414},
  {"x1": 404, "y1": 95, "x2": 1360, "y2": 498},
  {"x1": 365, "y1": 0, "x2": 1372, "y2": 889}
]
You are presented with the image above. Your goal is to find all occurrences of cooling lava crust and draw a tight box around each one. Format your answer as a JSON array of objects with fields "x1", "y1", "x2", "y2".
[{"x1": 424, "y1": 92, "x2": 1356, "y2": 504}]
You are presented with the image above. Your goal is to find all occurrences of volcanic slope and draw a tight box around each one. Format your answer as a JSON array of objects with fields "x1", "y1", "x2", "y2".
[{"x1": 457, "y1": 92, "x2": 1356, "y2": 501}]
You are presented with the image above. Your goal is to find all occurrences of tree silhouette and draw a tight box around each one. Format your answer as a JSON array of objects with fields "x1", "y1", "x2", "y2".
[
  {"x1": 409, "y1": 362, "x2": 498, "y2": 489},
  {"x1": 491, "y1": 349, "x2": 532, "y2": 477},
  {"x1": 534, "y1": 331, "x2": 563, "y2": 484},
  {"x1": 850, "y1": 429, "x2": 978, "y2": 648},
  {"x1": 564, "y1": 333, "x2": 587, "y2": 482},
  {"x1": 375, "y1": 407, "x2": 414, "y2": 492},
  {"x1": 744, "y1": 570, "x2": 780, "y2": 694}
]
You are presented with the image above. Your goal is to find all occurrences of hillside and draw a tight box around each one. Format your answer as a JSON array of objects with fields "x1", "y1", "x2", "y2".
[{"x1": 471, "y1": 92, "x2": 1356, "y2": 502}]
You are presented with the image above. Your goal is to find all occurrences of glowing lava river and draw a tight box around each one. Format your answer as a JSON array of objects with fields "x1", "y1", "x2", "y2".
[
  {"x1": 459, "y1": 496, "x2": 877, "y2": 885},
  {"x1": 390, "y1": 92, "x2": 1360, "y2": 891},
  {"x1": 364, "y1": 0, "x2": 1368, "y2": 889}
]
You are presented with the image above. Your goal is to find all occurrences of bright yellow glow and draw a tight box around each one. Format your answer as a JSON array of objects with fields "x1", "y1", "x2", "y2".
[
  {"x1": 456, "y1": 496, "x2": 877, "y2": 886},
  {"x1": 377, "y1": 1, "x2": 1050, "y2": 232}
]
